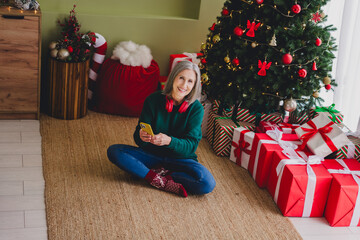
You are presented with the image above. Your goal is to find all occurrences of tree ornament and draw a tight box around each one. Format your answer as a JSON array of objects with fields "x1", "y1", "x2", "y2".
[
  {"x1": 325, "y1": 84, "x2": 331, "y2": 90},
  {"x1": 323, "y1": 76, "x2": 331, "y2": 85},
  {"x1": 315, "y1": 38, "x2": 322, "y2": 46},
  {"x1": 212, "y1": 34, "x2": 221, "y2": 43},
  {"x1": 251, "y1": 42, "x2": 258, "y2": 48},
  {"x1": 313, "y1": 91, "x2": 320, "y2": 98},
  {"x1": 221, "y1": 8, "x2": 229, "y2": 16},
  {"x1": 258, "y1": 60, "x2": 272, "y2": 76},
  {"x1": 283, "y1": 98, "x2": 297, "y2": 112},
  {"x1": 256, "y1": 0, "x2": 264, "y2": 4},
  {"x1": 282, "y1": 53, "x2": 293, "y2": 64},
  {"x1": 50, "y1": 49, "x2": 58, "y2": 58},
  {"x1": 312, "y1": 12, "x2": 322, "y2": 23},
  {"x1": 210, "y1": 23, "x2": 216, "y2": 31},
  {"x1": 246, "y1": 20, "x2": 261, "y2": 37},
  {"x1": 232, "y1": 58, "x2": 240, "y2": 66},
  {"x1": 224, "y1": 56, "x2": 230, "y2": 63},
  {"x1": 233, "y1": 27, "x2": 244, "y2": 36},
  {"x1": 201, "y1": 58, "x2": 207, "y2": 64},
  {"x1": 49, "y1": 41, "x2": 57, "y2": 50},
  {"x1": 57, "y1": 48, "x2": 70, "y2": 60},
  {"x1": 312, "y1": 61, "x2": 317, "y2": 70},
  {"x1": 320, "y1": 12, "x2": 326, "y2": 18},
  {"x1": 292, "y1": 4, "x2": 301, "y2": 14},
  {"x1": 269, "y1": 34, "x2": 277, "y2": 46},
  {"x1": 67, "y1": 46, "x2": 73, "y2": 53},
  {"x1": 298, "y1": 68, "x2": 307, "y2": 78},
  {"x1": 201, "y1": 73, "x2": 209, "y2": 83},
  {"x1": 201, "y1": 43, "x2": 207, "y2": 51},
  {"x1": 199, "y1": 62, "x2": 204, "y2": 69}
]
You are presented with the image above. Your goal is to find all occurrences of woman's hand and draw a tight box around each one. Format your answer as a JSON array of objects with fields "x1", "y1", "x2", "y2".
[
  {"x1": 150, "y1": 133, "x2": 171, "y2": 146},
  {"x1": 139, "y1": 129, "x2": 152, "y2": 142}
]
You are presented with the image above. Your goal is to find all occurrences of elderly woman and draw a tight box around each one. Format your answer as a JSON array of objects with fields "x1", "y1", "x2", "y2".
[{"x1": 107, "y1": 60, "x2": 216, "y2": 197}]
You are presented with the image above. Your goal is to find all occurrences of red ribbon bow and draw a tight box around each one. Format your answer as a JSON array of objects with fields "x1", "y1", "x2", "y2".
[
  {"x1": 299, "y1": 120, "x2": 337, "y2": 152},
  {"x1": 280, "y1": 122, "x2": 298, "y2": 129}
]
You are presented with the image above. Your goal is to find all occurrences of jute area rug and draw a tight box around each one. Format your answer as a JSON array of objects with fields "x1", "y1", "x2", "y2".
[{"x1": 40, "y1": 111, "x2": 302, "y2": 240}]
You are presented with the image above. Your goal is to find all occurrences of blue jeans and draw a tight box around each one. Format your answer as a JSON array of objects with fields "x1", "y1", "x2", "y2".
[{"x1": 107, "y1": 144, "x2": 216, "y2": 195}]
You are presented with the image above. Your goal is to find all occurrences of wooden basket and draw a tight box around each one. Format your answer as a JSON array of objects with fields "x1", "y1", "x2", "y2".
[{"x1": 48, "y1": 58, "x2": 90, "y2": 120}]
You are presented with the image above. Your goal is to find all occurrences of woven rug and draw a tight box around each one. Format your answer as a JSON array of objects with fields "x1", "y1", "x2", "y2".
[{"x1": 40, "y1": 111, "x2": 302, "y2": 240}]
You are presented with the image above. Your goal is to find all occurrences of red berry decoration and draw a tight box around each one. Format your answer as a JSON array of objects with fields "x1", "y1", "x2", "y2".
[
  {"x1": 233, "y1": 27, "x2": 244, "y2": 36},
  {"x1": 256, "y1": 0, "x2": 264, "y2": 4},
  {"x1": 201, "y1": 58, "x2": 207, "y2": 64},
  {"x1": 315, "y1": 38, "x2": 322, "y2": 46},
  {"x1": 222, "y1": 8, "x2": 229, "y2": 16},
  {"x1": 282, "y1": 53, "x2": 293, "y2": 64},
  {"x1": 292, "y1": 4, "x2": 301, "y2": 14},
  {"x1": 298, "y1": 68, "x2": 307, "y2": 78},
  {"x1": 325, "y1": 84, "x2": 331, "y2": 90},
  {"x1": 232, "y1": 58, "x2": 240, "y2": 66},
  {"x1": 210, "y1": 23, "x2": 216, "y2": 31}
]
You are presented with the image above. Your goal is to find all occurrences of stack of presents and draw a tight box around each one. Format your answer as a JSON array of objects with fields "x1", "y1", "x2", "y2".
[{"x1": 204, "y1": 99, "x2": 360, "y2": 227}]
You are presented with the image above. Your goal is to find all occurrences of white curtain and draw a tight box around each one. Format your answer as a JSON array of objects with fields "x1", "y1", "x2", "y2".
[{"x1": 323, "y1": 0, "x2": 360, "y2": 131}]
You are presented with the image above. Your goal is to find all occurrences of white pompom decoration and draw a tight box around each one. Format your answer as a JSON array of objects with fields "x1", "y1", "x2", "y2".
[{"x1": 111, "y1": 41, "x2": 153, "y2": 68}]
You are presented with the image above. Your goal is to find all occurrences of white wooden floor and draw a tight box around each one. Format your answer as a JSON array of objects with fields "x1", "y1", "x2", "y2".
[{"x1": 1, "y1": 119, "x2": 360, "y2": 240}]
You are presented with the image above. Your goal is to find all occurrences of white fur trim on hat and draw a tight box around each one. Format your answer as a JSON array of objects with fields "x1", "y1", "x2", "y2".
[{"x1": 111, "y1": 41, "x2": 153, "y2": 68}]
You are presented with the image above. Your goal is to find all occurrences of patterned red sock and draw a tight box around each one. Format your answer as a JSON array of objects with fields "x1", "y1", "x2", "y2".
[{"x1": 144, "y1": 170, "x2": 187, "y2": 197}]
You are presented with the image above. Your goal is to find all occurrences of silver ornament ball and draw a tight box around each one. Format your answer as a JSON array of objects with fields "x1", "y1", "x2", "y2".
[
  {"x1": 57, "y1": 49, "x2": 70, "y2": 60},
  {"x1": 283, "y1": 98, "x2": 297, "y2": 112},
  {"x1": 50, "y1": 49, "x2": 58, "y2": 58},
  {"x1": 49, "y1": 41, "x2": 57, "y2": 50}
]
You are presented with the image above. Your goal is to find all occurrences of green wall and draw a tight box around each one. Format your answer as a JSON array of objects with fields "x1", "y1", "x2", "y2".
[{"x1": 40, "y1": 0, "x2": 224, "y2": 76}]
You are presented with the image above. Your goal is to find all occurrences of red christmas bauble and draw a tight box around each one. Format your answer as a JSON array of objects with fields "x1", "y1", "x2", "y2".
[
  {"x1": 222, "y1": 8, "x2": 229, "y2": 16},
  {"x1": 256, "y1": 0, "x2": 264, "y2": 4},
  {"x1": 210, "y1": 23, "x2": 216, "y2": 31},
  {"x1": 233, "y1": 27, "x2": 244, "y2": 36},
  {"x1": 282, "y1": 53, "x2": 293, "y2": 64},
  {"x1": 201, "y1": 58, "x2": 207, "y2": 64},
  {"x1": 315, "y1": 38, "x2": 322, "y2": 46},
  {"x1": 298, "y1": 68, "x2": 307, "y2": 78},
  {"x1": 292, "y1": 4, "x2": 301, "y2": 14},
  {"x1": 67, "y1": 46, "x2": 73, "y2": 53},
  {"x1": 325, "y1": 84, "x2": 332, "y2": 90},
  {"x1": 232, "y1": 58, "x2": 240, "y2": 66}
]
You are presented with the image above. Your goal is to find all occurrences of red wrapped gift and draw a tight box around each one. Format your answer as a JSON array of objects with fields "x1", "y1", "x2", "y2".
[
  {"x1": 258, "y1": 121, "x2": 280, "y2": 133},
  {"x1": 248, "y1": 128, "x2": 301, "y2": 188},
  {"x1": 278, "y1": 122, "x2": 300, "y2": 134},
  {"x1": 267, "y1": 148, "x2": 332, "y2": 217},
  {"x1": 230, "y1": 127, "x2": 255, "y2": 169},
  {"x1": 169, "y1": 53, "x2": 202, "y2": 73},
  {"x1": 323, "y1": 159, "x2": 360, "y2": 227}
]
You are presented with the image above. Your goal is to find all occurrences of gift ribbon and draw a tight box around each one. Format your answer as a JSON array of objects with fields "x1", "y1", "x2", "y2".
[
  {"x1": 266, "y1": 128, "x2": 299, "y2": 150},
  {"x1": 274, "y1": 148, "x2": 323, "y2": 217},
  {"x1": 171, "y1": 52, "x2": 201, "y2": 71},
  {"x1": 327, "y1": 159, "x2": 360, "y2": 226},
  {"x1": 314, "y1": 104, "x2": 340, "y2": 121},
  {"x1": 231, "y1": 129, "x2": 252, "y2": 166},
  {"x1": 299, "y1": 119, "x2": 337, "y2": 152},
  {"x1": 262, "y1": 121, "x2": 278, "y2": 130},
  {"x1": 279, "y1": 122, "x2": 300, "y2": 134}
]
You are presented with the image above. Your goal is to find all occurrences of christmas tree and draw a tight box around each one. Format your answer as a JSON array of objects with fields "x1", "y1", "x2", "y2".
[{"x1": 200, "y1": 0, "x2": 337, "y2": 117}]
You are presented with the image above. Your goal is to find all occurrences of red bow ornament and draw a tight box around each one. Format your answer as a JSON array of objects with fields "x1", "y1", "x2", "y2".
[
  {"x1": 231, "y1": 139, "x2": 251, "y2": 164},
  {"x1": 258, "y1": 60, "x2": 272, "y2": 76},
  {"x1": 246, "y1": 20, "x2": 261, "y2": 37}
]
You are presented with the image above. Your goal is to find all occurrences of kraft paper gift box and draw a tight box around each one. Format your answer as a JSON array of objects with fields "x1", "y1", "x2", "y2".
[
  {"x1": 313, "y1": 104, "x2": 344, "y2": 124},
  {"x1": 248, "y1": 128, "x2": 301, "y2": 188},
  {"x1": 335, "y1": 134, "x2": 360, "y2": 160},
  {"x1": 295, "y1": 114, "x2": 351, "y2": 157},
  {"x1": 169, "y1": 53, "x2": 202, "y2": 73},
  {"x1": 323, "y1": 159, "x2": 360, "y2": 227},
  {"x1": 229, "y1": 127, "x2": 255, "y2": 169},
  {"x1": 267, "y1": 148, "x2": 332, "y2": 217},
  {"x1": 278, "y1": 122, "x2": 300, "y2": 134}
]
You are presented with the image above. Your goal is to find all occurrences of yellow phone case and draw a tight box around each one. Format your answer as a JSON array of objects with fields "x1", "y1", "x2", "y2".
[{"x1": 140, "y1": 122, "x2": 154, "y2": 136}]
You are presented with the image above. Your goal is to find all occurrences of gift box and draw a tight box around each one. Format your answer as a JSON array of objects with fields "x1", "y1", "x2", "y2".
[
  {"x1": 278, "y1": 122, "x2": 300, "y2": 134},
  {"x1": 229, "y1": 127, "x2": 255, "y2": 169},
  {"x1": 248, "y1": 128, "x2": 301, "y2": 188},
  {"x1": 211, "y1": 100, "x2": 234, "y2": 119},
  {"x1": 323, "y1": 159, "x2": 360, "y2": 226},
  {"x1": 335, "y1": 135, "x2": 360, "y2": 160},
  {"x1": 288, "y1": 110, "x2": 316, "y2": 124},
  {"x1": 313, "y1": 104, "x2": 344, "y2": 124},
  {"x1": 267, "y1": 148, "x2": 332, "y2": 217},
  {"x1": 295, "y1": 114, "x2": 351, "y2": 157},
  {"x1": 201, "y1": 100, "x2": 212, "y2": 138},
  {"x1": 169, "y1": 53, "x2": 202, "y2": 73},
  {"x1": 206, "y1": 112, "x2": 255, "y2": 157},
  {"x1": 258, "y1": 121, "x2": 280, "y2": 133}
]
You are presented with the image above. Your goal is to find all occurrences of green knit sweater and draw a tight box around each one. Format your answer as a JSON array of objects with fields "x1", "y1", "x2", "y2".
[{"x1": 134, "y1": 91, "x2": 204, "y2": 161}]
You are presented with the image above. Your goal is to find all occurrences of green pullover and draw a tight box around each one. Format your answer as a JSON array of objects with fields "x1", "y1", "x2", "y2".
[{"x1": 134, "y1": 91, "x2": 204, "y2": 161}]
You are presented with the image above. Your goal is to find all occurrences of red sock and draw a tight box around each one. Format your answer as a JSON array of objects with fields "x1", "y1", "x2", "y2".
[{"x1": 145, "y1": 170, "x2": 187, "y2": 197}]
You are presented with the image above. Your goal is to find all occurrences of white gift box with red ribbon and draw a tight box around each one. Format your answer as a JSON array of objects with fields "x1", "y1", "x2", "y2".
[{"x1": 230, "y1": 127, "x2": 255, "y2": 169}]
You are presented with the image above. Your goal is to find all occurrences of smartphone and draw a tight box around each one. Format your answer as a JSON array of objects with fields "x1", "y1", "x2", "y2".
[{"x1": 139, "y1": 122, "x2": 154, "y2": 136}]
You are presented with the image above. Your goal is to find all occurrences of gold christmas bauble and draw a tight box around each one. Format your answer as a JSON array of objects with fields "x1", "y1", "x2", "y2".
[
  {"x1": 323, "y1": 76, "x2": 331, "y2": 85},
  {"x1": 49, "y1": 41, "x2": 57, "y2": 50},
  {"x1": 320, "y1": 12, "x2": 325, "y2": 18},
  {"x1": 313, "y1": 91, "x2": 320, "y2": 98},
  {"x1": 224, "y1": 56, "x2": 230, "y2": 63},
  {"x1": 201, "y1": 43, "x2": 207, "y2": 50},
  {"x1": 57, "y1": 48, "x2": 70, "y2": 60},
  {"x1": 201, "y1": 73, "x2": 209, "y2": 83},
  {"x1": 212, "y1": 34, "x2": 220, "y2": 43},
  {"x1": 251, "y1": 42, "x2": 258, "y2": 48},
  {"x1": 283, "y1": 98, "x2": 297, "y2": 112},
  {"x1": 50, "y1": 49, "x2": 58, "y2": 58}
]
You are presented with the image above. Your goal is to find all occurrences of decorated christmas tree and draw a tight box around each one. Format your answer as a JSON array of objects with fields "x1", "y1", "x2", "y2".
[{"x1": 200, "y1": 0, "x2": 337, "y2": 117}]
